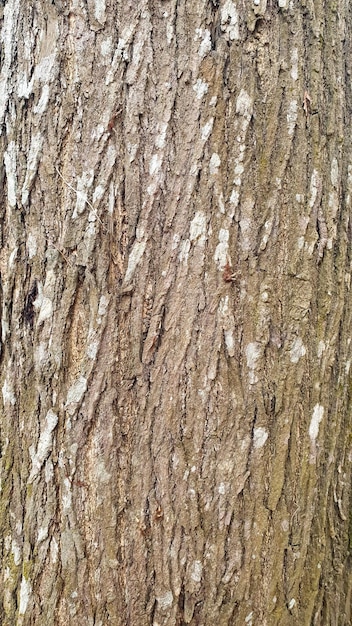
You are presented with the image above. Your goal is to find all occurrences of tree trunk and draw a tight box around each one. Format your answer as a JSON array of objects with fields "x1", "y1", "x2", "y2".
[{"x1": 1, "y1": 0, "x2": 352, "y2": 624}]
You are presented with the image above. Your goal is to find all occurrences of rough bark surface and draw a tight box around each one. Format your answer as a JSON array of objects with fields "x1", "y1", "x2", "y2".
[{"x1": 0, "y1": 0, "x2": 352, "y2": 624}]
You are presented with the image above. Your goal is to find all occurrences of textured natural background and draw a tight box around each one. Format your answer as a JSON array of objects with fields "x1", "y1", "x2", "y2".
[{"x1": 0, "y1": 0, "x2": 352, "y2": 624}]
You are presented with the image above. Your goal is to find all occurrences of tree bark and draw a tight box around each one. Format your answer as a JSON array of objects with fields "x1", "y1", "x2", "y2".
[{"x1": 1, "y1": 0, "x2": 352, "y2": 624}]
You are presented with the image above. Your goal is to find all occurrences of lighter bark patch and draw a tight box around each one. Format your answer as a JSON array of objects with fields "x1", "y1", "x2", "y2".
[
  {"x1": 4, "y1": 140, "x2": 17, "y2": 207},
  {"x1": 309, "y1": 404, "x2": 324, "y2": 446},
  {"x1": 29, "y1": 409, "x2": 58, "y2": 482},
  {"x1": 193, "y1": 78, "x2": 208, "y2": 100},
  {"x1": 2, "y1": 377, "x2": 16, "y2": 406},
  {"x1": 19, "y1": 577, "x2": 31, "y2": 615},
  {"x1": 221, "y1": 0, "x2": 240, "y2": 41},
  {"x1": 72, "y1": 170, "x2": 94, "y2": 218},
  {"x1": 22, "y1": 132, "x2": 43, "y2": 205},
  {"x1": 194, "y1": 28, "x2": 212, "y2": 58},
  {"x1": 191, "y1": 560, "x2": 203, "y2": 582},
  {"x1": 236, "y1": 89, "x2": 253, "y2": 121},
  {"x1": 149, "y1": 154, "x2": 163, "y2": 176},
  {"x1": 309, "y1": 169, "x2": 321, "y2": 209},
  {"x1": 331, "y1": 157, "x2": 339, "y2": 187},
  {"x1": 287, "y1": 100, "x2": 298, "y2": 136},
  {"x1": 253, "y1": 427, "x2": 268, "y2": 449},
  {"x1": 94, "y1": 0, "x2": 106, "y2": 24},
  {"x1": 289, "y1": 336, "x2": 306, "y2": 363},
  {"x1": 157, "y1": 591, "x2": 173, "y2": 609},
  {"x1": 317, "y1": 340, "x2": 325, "y2": 358},
  {"x1": 245, "y1": 342, "x2": 261, "y2": 384},
  {"x1": 189, "y1": 211, "x2": 206, "y2": 244},
  {"x1": 214, "y1": 228, "x2": 229, "y2": 268},
  {"x1": 123, "y1": 240, "x2": 146, "y2": 284},
  {"x1": 66, "y1": 376, "x2": 87, "y2": 406},
  {"x1": 37, "y1": 296, "x2": 53, "y2": 325},
  {"x1": 290, "y1": 48, "x2": 298, "y2": 81},
  {"x1": 11, "y1": 539, "x2": 21, "y2": 566},
  {"x1": 201, "y1": 118, "x2": 214, "y2": 140},
  {"x1": 209, "y1": 153, "x2": 221, "y2": 175}
]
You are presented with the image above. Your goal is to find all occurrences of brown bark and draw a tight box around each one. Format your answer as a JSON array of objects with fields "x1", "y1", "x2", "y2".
[{"x1": 0, "y1": 1, "x2": 352, "y2": 624}]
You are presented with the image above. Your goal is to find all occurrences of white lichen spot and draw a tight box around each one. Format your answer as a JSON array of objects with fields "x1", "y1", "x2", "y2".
[
  {"x1": 124, "y1": 240, "x2": 146, "y2": 284},
  {"x1": 287, "y1": 100, "x2": 298, "y2": 136},
  {"x1": 278, "y1": 0, "x2": 288, "y2": 7},
  {"x1": 50, "y1": 536, "x2": 58, "y2": 564},
  {"x1": 224, "y1": 329, "x2": 235, "y2": 357},
  {"x1": 290, "y1": 336, "x2": 306, "y2": 363},
  {"x1": 62, "y1": 477, "x2": 72, "y2": 512},
  {"x1": 309, "y1": 404, "x2": 324, "y2": 444},
  {"x1": 37, "y1": 526, "x2": 48, "y2": 543},
  {"x1": 297, "y1": 236, "x2": 305, "y2": 249},
  {"x1": 94, "y1": 0, "x2": 106, "y2": 23},
  {"x1": 218, "y1": 482, "x2": 226, "y2": 494},
  {"x1": 21, "y1": 132, "x2": 44, "y2": 205},
  {"x1": 317, "y1": 340, "x2": 325, "y2": 358},
  {"x1": 236, "y1": 89, "x2": 253, "y2": 121},
  {"x1": 194, "y1": 28, "x2": 212, "y2": 58},
  {"x1": 281, "y1": 519, "x2": 289, "y2": 532},
  {"x1": 288, "y1": 598, "x2": 296, "y2": 610},
  {"x1": 253, "y1": 427, "x2": 268, "y2": 449},
  {"x1": 37, "y1": 296, "x2": 53, "y2": 325},
  {"x1": 166, "y1": 18, "x2": 174, "y2": 44},
  {"x1": 92, "y1": 184, "x2": 105, "y2": 205},
  {"x1": 98, "y1": 294, "x2": 109, "y2": 317},
  {"x1": 261, "y1": 290, "x2": 269, "y2": 302},
  {"x1": 179, "y1": 239, "x2": 191, "y2": 263},
  {"x1": 233, "y1": 163, "x2": 244, "y2": 186},
  {"x1": 26, "y1": 233, "x2": 37, "y2": 259},
  {"x1": 149, "y1": 153, "x2": 162, "y2": 176},
  {"x1": 29, "y1": 409, "x2": 58, "y2": 482},
  {"x1": 19, "y1": 577, "x2": 32, "y2": 615},
  {"x1": 95, "y1": 459, "x2": 111, "y2": 486},
  {"x1": 0, "y1": 1, "x2": 21, "y2": 128},
  {"x1": 157, "y1": 591, "x2": 173, "y2": 609},
  {"x1": 239, "y1": 216, "x2": 252, "y2": 253},
  {"x1": 245, "y1": 612, "x2": 253, "y2": 624},
  {"x1": 87, "y1": 340, "x2": 99, "y2": 360},
  {"x1": 155, "y1": 122, "x2": 168, "y2": 149},
  {"x1": 190, "y1": 211, "x2": 206, "y2": 244},
  {"x1": 100, "y1": 37, "x2": 112, "y2": 57},
  {"x1": 221, "y1": 0, "x2": 240, "y2": 41},
  {"x1": 214, "y1": 228, "x2": 229, "y2": 269},
  {"x1": 72, "y1": 170, "x2": 94, "y2": 218},
  {"x1": 11, "y1": 539, "x2": 21, "y2": 566},
  {"x1": 191, "y1": 560, "x2": 203, "y2": 583},
  {"x1": 245, "y1": 342, "x2": 261, "y2": 384},
  {"x1": 2, "y1": 377, "x2": 16, "y2": 406},
  {"x1": 4, "y1": 140, "x2": 17, "y2": 207},
  {"x1": 218, "y1": 192, "x2": 225, "y2": 213},
  {"x1": 290, "y1": 48, "x2": 298, "y2": 81},
  {"x1": 309, "y1": 169, "x2": 321, "y2": 208},
  {"x1": 201, "y1": 117, "x2": 214, "y2": 140},
  {"x1": 34, "y1": 53, "x2": 56, "y2": 84},
  {"x1": 66, "y1": 376, "x2": 87, "y2": 407},
  {"x1": 34, "y1": 84, "x2": 50, "y2": 115},
  {"x1": 331, "y1": 157, "x2": 339, "y2": 187},
  {"x1": 193, "y1": 78, "x2": 208, "y2": 100},
  {"x1": 230, "y1": 188, "x2": 240, "y2": 208},
  {"x1": 209, "y1": 152, "x2": 221, "y2": 175}
]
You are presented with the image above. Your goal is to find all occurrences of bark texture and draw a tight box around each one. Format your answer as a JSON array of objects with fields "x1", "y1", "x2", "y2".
[{"x1": 0, "y1": 0, "x2": 352, "y2": 624}]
